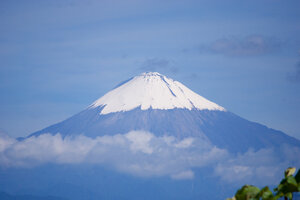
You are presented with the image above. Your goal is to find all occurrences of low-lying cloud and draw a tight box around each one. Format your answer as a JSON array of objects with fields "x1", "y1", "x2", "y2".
[
  {"x1": 215, "y1": 144, "x2": 300, "y2": 185},
  {"x1": 0, "y1": 131, "x2": 299, "y2": 184},
  {"x1": 0, "y1": 131, "x2": 227, "y2": 180}
]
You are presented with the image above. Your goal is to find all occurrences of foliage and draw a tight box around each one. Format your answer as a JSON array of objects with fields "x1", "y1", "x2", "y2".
[{"x1": 227, "y1": 167, "x2": 300, "y2": 200}]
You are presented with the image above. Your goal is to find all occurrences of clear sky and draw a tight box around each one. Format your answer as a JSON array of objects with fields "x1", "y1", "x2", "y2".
[{"x1": 0, "y1": 0, "x2": 299, "y2": 139}]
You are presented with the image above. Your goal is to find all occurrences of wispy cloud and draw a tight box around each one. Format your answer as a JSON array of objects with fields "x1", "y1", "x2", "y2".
[
  {"x1": 214, "y1": 144, "x2": 300, "y2": 185},
  {"x1": 0, "y1": 132, "x2": 299, "y2": 184},
  {"x1": 215, "y1": 148, "x2": 281, "y2": 185},
  {"x1": 199, "y1": 35, "x2": 281, "y2": 56},
  {"x1": 171, "y1": 170, "x2": 194, "y2": 180},
  {"x1": 139, "y1": 58, "x2": 178, "y2": 73}
]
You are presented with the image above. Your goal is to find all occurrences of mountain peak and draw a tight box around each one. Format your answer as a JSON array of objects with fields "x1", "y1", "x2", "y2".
[
  {"x1": 140, "y1": 72, "x2": 162, "y2": 76},
  {"x1": 89, "y1": 72, "x2": 225, "y2": 114},
  {"x1": 138, "y1": 72, "x2": 167, "y2": 82}
]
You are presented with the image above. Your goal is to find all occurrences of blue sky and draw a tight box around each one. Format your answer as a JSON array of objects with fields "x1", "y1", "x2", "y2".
[{"x1": 0, "y1": 0, "x2": 299, "y2": 139}]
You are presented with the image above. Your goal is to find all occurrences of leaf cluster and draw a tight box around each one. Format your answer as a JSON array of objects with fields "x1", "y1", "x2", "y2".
[{"x1": 227, "y1": 167, "x2": 300, "y2": 200}]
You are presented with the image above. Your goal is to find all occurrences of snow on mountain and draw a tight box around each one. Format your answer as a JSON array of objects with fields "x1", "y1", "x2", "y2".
[
  {"x1": 89, "y1": 72, "x2": 225, "y2": 114},
  {"x1": 4, "y1": 72, "x2": 300, "y2": 200},
  {"x1": 29, "y1": 72, "x2": 300, "y2": 153}
]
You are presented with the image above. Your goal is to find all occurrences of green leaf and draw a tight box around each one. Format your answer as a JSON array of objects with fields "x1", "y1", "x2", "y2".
[
  {"x1": 274, "y1": 182, "x2": 283, "y2": 192},
  {"x1": 274, "y1": 192, "x2": 283, "y2": 199},
  {"x1": 259, "y1": 186, "x2": 275, "y2": 200},
  {"x1": 275, "y1": 193, "x2": 282, "y2": 199},
  {"x1": 276, "y1": 176, "x2": 298, "y2": 195},
  {"x1": 285, "y1": 192, "x2": 292, "y2": 200},
  {"x1": 295, "y1": 169, "x2": 300, "y2": 183},
  {"x1": 235, "y1": 185, "x2": 260, "y2": 200},
  {"x1": 286, "y1": 176, "x2": 298, "y2": 186}
]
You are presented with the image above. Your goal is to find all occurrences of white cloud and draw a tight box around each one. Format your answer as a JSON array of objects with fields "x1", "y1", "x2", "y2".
[
  {"x1": 171, "y1": 170, "x2": 194, "y2": 180},
  {"x1": 0, "y1": 133, "x2": 16, "y2": 152},
  {"x1": 0, "y1": 131, "x2": 299, "y2": 184},
  {"x1": 214, "y1": 147, "x2": 300, "y2": 186},
  {"x1": 174, "y1": 137, "x2": 194, "y2": 148},
  {"x1": 125, "y1": 131, "x2": 154, "y2": 154},
  {"x1": 0, "y1": 131, "x2": 227, "y2": 179}
]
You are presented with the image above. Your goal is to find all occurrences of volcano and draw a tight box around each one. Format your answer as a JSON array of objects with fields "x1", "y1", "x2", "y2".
[
  {"x1": 29, "y1": 72, "x2": 300, "y2": 153},
  {"x1": 2, "y1": 72, "x2": 300, "y2": 200}
]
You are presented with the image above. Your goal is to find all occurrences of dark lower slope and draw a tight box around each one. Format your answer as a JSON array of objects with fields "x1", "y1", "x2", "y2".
[
  {"x1": 30, "y1": 108, "x2": 300, "y2": 153},
  {"x1": 0, "y1": 164, "x2": 235, "y2": 200},
  {"x1": 0, "y1": 191, "x2": 67, "y2": 200}
]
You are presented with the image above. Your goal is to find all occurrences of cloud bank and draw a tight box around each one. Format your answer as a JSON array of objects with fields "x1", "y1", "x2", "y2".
[
  {"x1": 214, "y1": 146, "x2": 300, "y2": 185},
  {"x1": 0, "y1": 131, "x2": 227, "y2": 180},
  {"x1": 0, "y1": 131, "x2": 299, "y2": 184}
]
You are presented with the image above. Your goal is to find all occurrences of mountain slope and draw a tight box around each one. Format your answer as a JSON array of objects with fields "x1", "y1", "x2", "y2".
[
  {"x1": 29, "y1": 72, "x2": 300, "y2": 153},
  {"x1": 0, "y1": 191, "x2": 68, "y2": 200},
  {"x1": 3, "y1": 72, "x2": 300, "y2": 200},
  {"x1": 89, "y1": 72, "x2": 225, "y2": 114}
]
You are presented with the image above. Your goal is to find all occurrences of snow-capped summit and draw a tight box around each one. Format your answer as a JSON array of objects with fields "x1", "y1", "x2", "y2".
[
  {"x1": 89, "y1": 72, "x2": 225, "y2": 114},
  {"x1": 30, "y1": 71, "x2": 300, "y2": 153}
]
